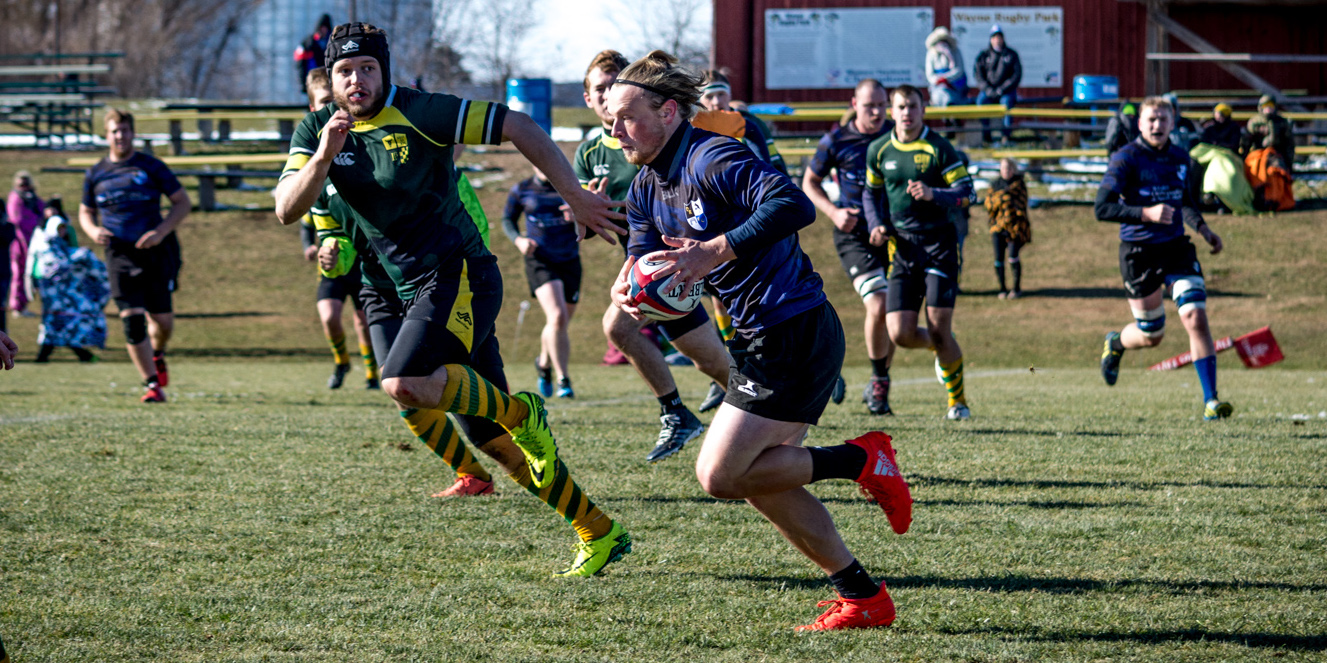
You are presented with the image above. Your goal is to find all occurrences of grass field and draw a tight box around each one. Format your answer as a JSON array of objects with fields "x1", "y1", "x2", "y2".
[
  {"x1": 2, "y1": 145, "x2": 1326, "y2": 660},
  {"x1": 1, "y1": 362, "x2": 1325, "y2": 661}
]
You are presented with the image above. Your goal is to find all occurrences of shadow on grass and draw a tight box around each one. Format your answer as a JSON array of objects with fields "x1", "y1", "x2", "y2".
[
  {"x1": 963, "y1": 428, "x2": 1125, "y2": 438},
  {"x1": 173, "y1": 311, "x2": 278, "y2": 319},
  {"x1": 911, "y1": 474, "x2": 1327, "y2": 491},
  {"x1": 723, "y1": 573, "x2": 1327, "y2": 598},
  {"x1": 940, "y1": 626, "x2": 1327, "y2": 651},
  {"x1": 966, "y1": 287, "x2": 1260, "y2": 299},
  {"x1": 918, "y1": 498, "x2": 1143, "y2": 509},
  {"x1": 165, "y1": 348, "x2": 328, "y2": 358}
]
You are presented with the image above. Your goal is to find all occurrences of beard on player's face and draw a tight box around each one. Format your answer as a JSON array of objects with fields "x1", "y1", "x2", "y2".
[
  {"x1": 610, "y1": 89, "x2": 671, "y2": 165},
  {"x1": 332, "y1": 59, "x2": 385, "y2": 119}
]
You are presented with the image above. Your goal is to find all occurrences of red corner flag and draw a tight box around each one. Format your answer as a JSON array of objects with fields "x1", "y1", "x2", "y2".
[
  {"x1": 1148, "y1": 326, "x2": 1284, "y2": 371},
  {"x1": 1234, "y1": 326, "x2": 1284, "y2": 368}
]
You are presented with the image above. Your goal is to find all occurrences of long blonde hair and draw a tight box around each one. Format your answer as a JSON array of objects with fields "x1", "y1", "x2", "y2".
[{"x1": 616, "y1": 50, "x2": 703, "y2": 121}]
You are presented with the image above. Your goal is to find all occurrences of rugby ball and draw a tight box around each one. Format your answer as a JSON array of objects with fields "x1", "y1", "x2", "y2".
[{"x1": 629, "y1": 257, "x2": 704, "y2": 321}]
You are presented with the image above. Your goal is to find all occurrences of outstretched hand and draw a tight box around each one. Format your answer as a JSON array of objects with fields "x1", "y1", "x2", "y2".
[{"x1": 565, "y1": 187, "x2": 627, "y2": 245}]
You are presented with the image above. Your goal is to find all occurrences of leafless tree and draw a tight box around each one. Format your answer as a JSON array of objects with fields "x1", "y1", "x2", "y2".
[
  {"x1": 463, "y1": 0, "x2": 542, "y2": 98},
  {"x1": 615, "y1": 0, "x2": 712, "y2": 70}
]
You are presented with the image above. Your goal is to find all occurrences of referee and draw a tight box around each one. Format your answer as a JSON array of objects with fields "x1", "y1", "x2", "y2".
[{"x1": 79, "y1": 108, "x2": 190, "y2": 403}]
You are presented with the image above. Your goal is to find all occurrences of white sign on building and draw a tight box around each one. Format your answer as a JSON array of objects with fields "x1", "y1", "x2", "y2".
[
  {"x1": 951, "y1": 6, "x2": 1063, "y2": 88},
  {"x1": 764, "y1": 8, "x2": 934, "y2": 90}
]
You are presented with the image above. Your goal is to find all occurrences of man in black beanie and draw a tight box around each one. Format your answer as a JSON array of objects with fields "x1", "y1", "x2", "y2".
[{"x1": 275, "y1": 23, "x2": 633, "y2": 578}]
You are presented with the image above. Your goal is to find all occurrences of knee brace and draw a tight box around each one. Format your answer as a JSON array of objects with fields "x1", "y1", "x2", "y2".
[
  {"x1": 1170, "y1": 276, "x2": 1207, "y2": 315},
  {"x1": 1130, "y1": 305, "x2": 1166, "y2": 339},
  {"x1": 123, "y1": 313, "x2": 148, "y2": 345},
  {"x1": 853, "y1": 267, "x2": 888, "y2": 299}
]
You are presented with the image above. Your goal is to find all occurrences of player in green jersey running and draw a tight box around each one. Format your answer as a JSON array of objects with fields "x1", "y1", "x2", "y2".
[
  {"x1": 276, "y1": 23, "x2": 631, "y2": 576},
  {"x1": 574, "y1": 49, "x2": 731, "y2": 464},
  {"x1": 862, "y1": 85, "x2": 976, "y2": 420}
]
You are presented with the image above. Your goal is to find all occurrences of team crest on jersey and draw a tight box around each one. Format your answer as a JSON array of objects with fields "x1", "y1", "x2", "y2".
[
  {"x1": 684, "y1": 198, "x2": 708, "y2": 230},
  {"x1": 593, "y1": 164, "x2": 611, "y2": 176},
  {"x1": 913, "y1": 153, "x2": 932, "y2": 170},
  {"x1": 382, "y1": 133, "x2": 409, "y2": 164}
]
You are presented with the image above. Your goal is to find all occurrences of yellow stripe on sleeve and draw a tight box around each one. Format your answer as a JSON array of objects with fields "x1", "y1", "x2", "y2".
[
  {"x1": 943, "y1": 164, "x2": 971, "y2": 185},
  {"x1": 462, "y1": 102, "x2": 490, "y2": 145},
  {"x1": 866, "y1": 170, "x2": 883, "y2": 188},
  {"x1": 282, "y1": 152, "x2": 311, "y2": 176}
]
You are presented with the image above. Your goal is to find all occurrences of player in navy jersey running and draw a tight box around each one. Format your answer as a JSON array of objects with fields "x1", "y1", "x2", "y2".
[
  {"x1": 608, "y1": 51, "x2": 913, "y2": 631},
  {"x1": 502, "y1": 166, "x2": 579, "y2": 398},
  {"x1": 79, "y1": 108, "x2": 190, "y2": 403},
  {"x1": 1096, "y1": 97, "x2": 1233, "y2": 420},
  {"x1": 803, "y1": 79, "x2": 898, "y2": 415},
  {"x1": 575, "y1": 49, "x2": 732, "y2": 464}
]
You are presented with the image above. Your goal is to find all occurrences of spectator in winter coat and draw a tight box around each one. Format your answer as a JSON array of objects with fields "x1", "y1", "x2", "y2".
[
  {"x1": 1105, "y1": 103, "x2": 1140, "y2": 157},
  {"x1": 1199, "y1": 103, "x2": 1243, "y2": 152},
  {"x1": 294, "y1": 14, "x2": 332, "y2": 93},
  {"x1": 925, "y1": 26, "x2": 967, "y2": 107},
  {"x1": 7, "y1": 171, "x2": 43, "y2": 316},
  {"x1": 973, "y1": 24, "x2": 1021, "y2": 144},
  {"x1": 1245, "y1": 95, "x2": 1295, "y2": 175}
]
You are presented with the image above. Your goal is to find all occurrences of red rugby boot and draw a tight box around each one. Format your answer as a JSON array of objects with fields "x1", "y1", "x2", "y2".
[{"x1": 848, "y1": 432, "x2": 912, "y2": 534}]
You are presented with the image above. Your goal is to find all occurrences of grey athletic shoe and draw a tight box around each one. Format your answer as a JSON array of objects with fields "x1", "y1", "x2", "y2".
[{"x1": 647, "y1": 409, "x2": 704, "y2": 463}]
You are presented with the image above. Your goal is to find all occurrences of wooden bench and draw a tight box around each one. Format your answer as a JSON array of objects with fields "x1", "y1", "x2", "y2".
[
  {"x1": 136, "y1": 109, "x2": 310, "y2": 153},
  {"x1": 63, "y1": 153, "x2": 289, "y2": 211},
  {"x1": 0, "y1": 64, "x2": 111, "y2": 77}
]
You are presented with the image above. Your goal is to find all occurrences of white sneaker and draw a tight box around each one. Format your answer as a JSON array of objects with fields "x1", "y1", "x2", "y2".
[{"x1": 945, "y1": 404, "x2": 971, "y2": 420}]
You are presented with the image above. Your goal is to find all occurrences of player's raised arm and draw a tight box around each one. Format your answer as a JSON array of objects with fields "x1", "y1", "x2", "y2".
[
  {"x1": 275, "y1": 110, "x2": 354, "y2": 225},
  {"x1": 502, "y1": 111, "x2": 627, "y2": 245}
]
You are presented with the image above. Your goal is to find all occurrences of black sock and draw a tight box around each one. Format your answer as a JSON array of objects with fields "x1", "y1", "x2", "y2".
[
  {"x1": 1109, "y1": 334, "x2": 1125, "y2": 353},
  {"x1": 657, "y1": 390, "x2": 684, "y2": 414},
  {"x1": 144, "y1": 375, "x2": 161, "y2": 388},
  {"x1": 153, "y1": 349, "x2": 164, "y2": 359},
  {"x1": 869, "y1": 358, "x2": 891, "y2": 379},
  {"x1": 1012, "y1": 261, "x2": 1022, "y2": 292},
  {"x1": 829, "y1": 559, "x2": 879, "y2": 600},
  {"x1": 35, "y1": 344, "x2": 54, "y2": 362},
  {"x1": 72, "y1": 347, "x2": 95, "y2": 362},
  {"x1": 807, "y1": 444, "x2": 868, "y2": 483}
]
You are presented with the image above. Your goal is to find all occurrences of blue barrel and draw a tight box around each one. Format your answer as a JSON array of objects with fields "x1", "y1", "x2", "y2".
[
  {"x1": 1073, "y1": 75, "x2": 1120, "y2": 103},
  {"x1": 506, "y1": 78, "x2": 553, "y2": 135}
]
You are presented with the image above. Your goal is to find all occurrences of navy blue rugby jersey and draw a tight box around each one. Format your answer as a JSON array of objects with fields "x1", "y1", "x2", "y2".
[
  {"x1": 627, "y1": 123, "x2": 825, "y2": 333},
  {"x1": 502, "y1": 176, "x2": 578, "y2": 263},
  {"x1": 82, "y1": 152, "x2": 184, "y2": 242},
  {"x1": 1098, "y1": 138, "x2": 1199, "y2": 244},
  {"x1": 807, "y1": 120, "x2": 892, "y2": 218}
]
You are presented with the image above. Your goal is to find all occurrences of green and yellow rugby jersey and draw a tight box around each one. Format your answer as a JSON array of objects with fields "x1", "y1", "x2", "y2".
[
  {"x1": 864, "y1": 126, "x2": 972, "y2": 234},
  {"x1": 574, "y1": 131, "x2": 639, "y2": 209},
  {"x1": 283, "y1": 86, "x2": 506, "y2": 299},
  {"x1": 310, "y1": 172, "x2": 492, "y2": 291}
]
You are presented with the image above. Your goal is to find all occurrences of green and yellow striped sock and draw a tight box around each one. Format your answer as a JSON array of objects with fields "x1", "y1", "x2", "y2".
[
  {"x1": 506, "y1": 457, "x2": 612, "y2": 542},
  {"x1": 439, "y1": 364, "x2": 528, "y2": 431},
  {"x1": 361, "y1": 342, "x2": 378, "y2": 381},
  {"x1": 401, "y1": 408, "x2": 491, "y2": 481},
  {"x1": 327, "y1": 332, "x2": 350, "y2": 366},
  {"x1": 712, "y1": 304, "x2": 736, "y2": 342},
  {"x1": 939, "y1": 356, "x2": 966, "y2": 407}
]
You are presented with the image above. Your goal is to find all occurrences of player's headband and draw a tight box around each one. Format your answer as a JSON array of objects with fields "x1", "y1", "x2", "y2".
[
  {"x1": 701, "y1": 82, "x2": 731, "y2": 95},
  {"x1": 326, "y1": 23, "x2": 391, "y2": 88},
  {"x1": 614, "y1": 78, "x2": 670, "y2": 99}
]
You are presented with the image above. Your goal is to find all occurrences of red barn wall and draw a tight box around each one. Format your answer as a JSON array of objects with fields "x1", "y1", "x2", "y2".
[{"x1": 713, "y1": 0, "x2": 1325, "y2": 104}]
